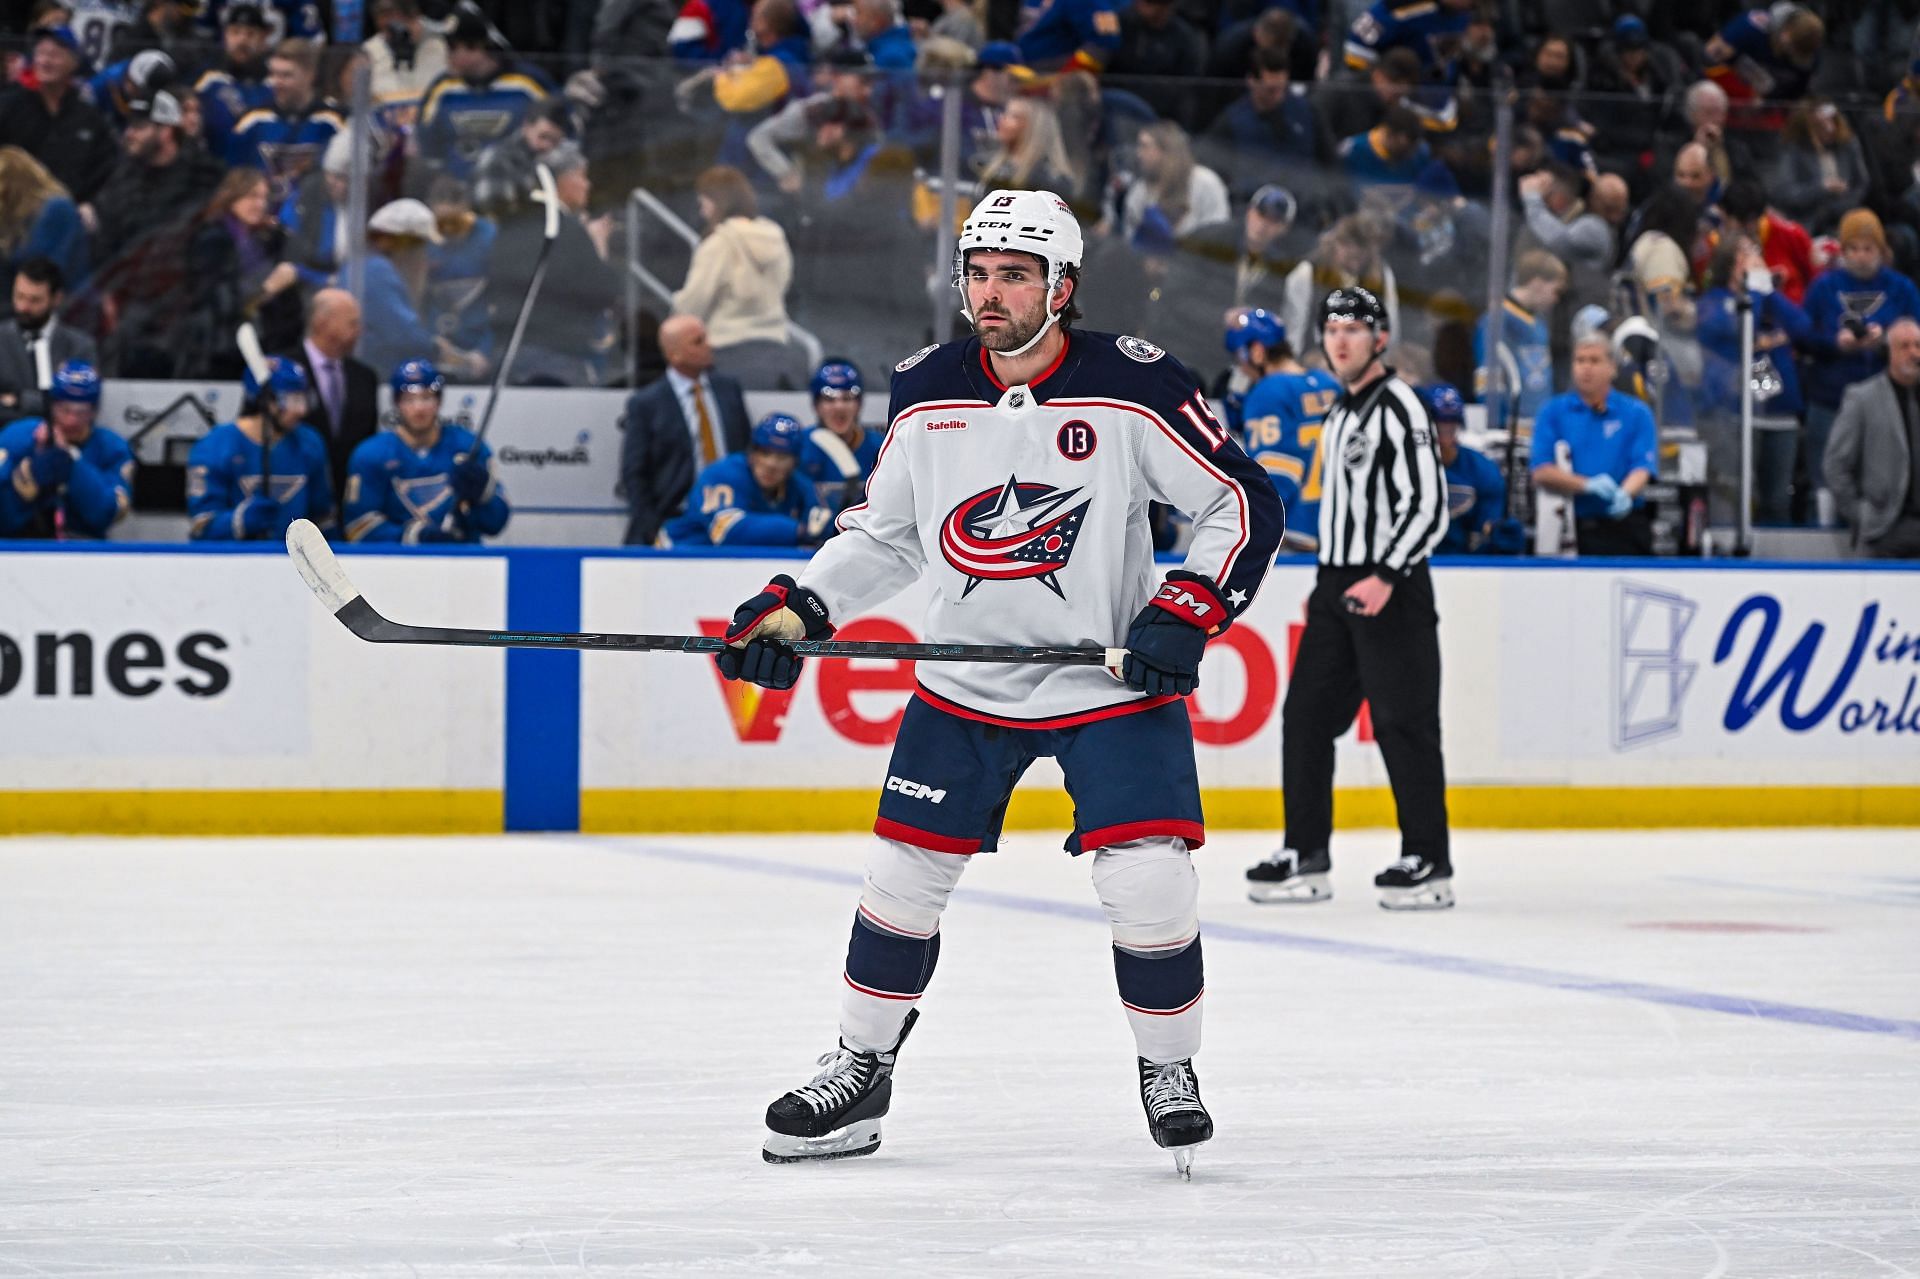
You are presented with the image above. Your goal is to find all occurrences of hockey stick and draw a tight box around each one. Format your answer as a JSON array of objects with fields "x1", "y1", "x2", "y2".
[
  {"x1": 472, "y1": 162, "x2": 560, "y2": 449},
  {"x1": 237, "y1": 321, "x2": 274, "y2": 504},
  {"x1": 285, "y1": 520, "x2": 1123, "y2": 666}
]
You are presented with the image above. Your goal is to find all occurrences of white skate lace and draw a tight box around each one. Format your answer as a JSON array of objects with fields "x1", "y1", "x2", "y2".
[
  {"x1": 1143, "y1": 1062, "x2": 1199, "y2": 1119},
  {"x1": 1388, "y1": 855, "x2": 1423, "y2": 874},
  {"x1": 1261, "y1": 850, "x2": 1298, "y2": 871},
  {"x1": 790, "y1": 1048, "x2": 871, "y2": 1114}
]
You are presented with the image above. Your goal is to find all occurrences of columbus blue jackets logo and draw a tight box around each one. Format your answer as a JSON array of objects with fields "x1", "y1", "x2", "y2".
[{"x1": 939, "y1": 475, "x2": 1091, "y2": 598}]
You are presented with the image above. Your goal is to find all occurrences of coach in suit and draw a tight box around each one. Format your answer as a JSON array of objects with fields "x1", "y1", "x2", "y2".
[
  {"x1": 0, "y1": 258, "x2": 97, "y2": 426},
  {"x1": 1826, "y1": 315, "x2": 1920, "y2": 558},
  {"x1": 620, "y1": 315, "x2": 751, "y2": 545},
  {"x1": 279, "y1": 288, "x2": 380, "y2": 497}
]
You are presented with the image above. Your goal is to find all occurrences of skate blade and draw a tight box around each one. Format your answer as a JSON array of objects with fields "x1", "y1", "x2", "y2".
[
  {"x1": 1248, "y1": 874, "x2": 1331, "y2": 904},
  {"x1": 761, "y1": 1118, "x2": 883, "y2": 1164},
  {"x1": 1378, "y1": 881, "x2": 1455, "y2": 911},
  {"x1": 1173, "y1": 1147, "x2": 1195, "y2": 1179}
]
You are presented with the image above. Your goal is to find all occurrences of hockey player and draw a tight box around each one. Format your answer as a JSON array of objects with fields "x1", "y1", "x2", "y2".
[
  {"x1": 1234, "y1": 308, "x2": 1339, "y2": 552},
  {"x1": 1246, "y1": 285, "x2": 1452, "y2": 910},
  {"x1": 0, "y1": 360, "x2": 132, "y2": 539},
  {"x1": 343, "y1": 359, "x2": 509, "y2": 544},
  {"x1": 662, "y1": 413, "x2": 831, "y2": 547},
  {"x1": 1427, "y1": 382, "x2": 1508, "y2": 554},
  {"x1": 797, "y1": 360, "x2": 881, "y2": 513},
  {"x1": 186, "y1": 356, "x2": 333, "y2": 541},
  {"x1": 718, "y1": 189, "x2": 1285, "y2": 1173}
]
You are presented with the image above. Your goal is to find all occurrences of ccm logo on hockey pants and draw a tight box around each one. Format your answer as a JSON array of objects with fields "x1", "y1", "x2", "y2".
[{"x1": 886, "y1": 776, "x2": 947, "y2": 804}]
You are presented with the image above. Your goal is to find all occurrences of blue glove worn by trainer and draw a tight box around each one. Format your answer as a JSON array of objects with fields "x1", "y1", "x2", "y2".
[
  {"x1": 718, "y1": 574, "x2": 835, "y2": 690},
  {"x1": 1607, "y1": 485, "x2": 1635, "y2": 518},
  {"x1": 1122, "y1": 571, "x2": 1230, "y2": 698},
  {"x1": 451, "y1": 455, "x2": 491, "y2": 505},
  {"x1": 238, "y1": 495, "x2": 281, "y2": 539},
  {"x1": 1583, "y1": 473, "x2": 1620, "y2": 506},
  {"x1": 27, "y1": 447, "x2": 73, "y2": 493}
]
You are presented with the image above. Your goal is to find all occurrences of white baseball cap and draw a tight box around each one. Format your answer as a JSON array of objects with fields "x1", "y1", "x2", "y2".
[{"x1": 368, "y1": 198, "x2": 443, "y2": 244}]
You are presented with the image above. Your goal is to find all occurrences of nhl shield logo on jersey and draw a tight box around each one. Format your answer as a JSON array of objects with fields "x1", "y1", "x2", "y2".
[
  {"x1": 895, "y1": 343, "x2": 939, "y2": 373},
  {"x1": 1117, "y1": 335, "x2": 1165, "y2": 363},
  {"x1": 939, "y1": 475, "x2": 1091, "y2": 599}
]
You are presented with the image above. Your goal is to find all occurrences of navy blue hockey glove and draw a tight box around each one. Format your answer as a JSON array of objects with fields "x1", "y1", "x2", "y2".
[
  {"x1": 410, "y1": 519, "x2": 464, "y2": 543},
  {"x1": 718, "y1": 574, "x2": 834, "y2": 690},
  {"x1": 26, "y1": 446, "x2": 73, "y2": 494},
  {"x1": 237, "y1": 495, "x2": 281, "y2": 540},
  {"x1": 1122, "y1": 572, "x2": 1230, "y2": 698},
  {"x1": 451, "y1": 455, "x2": 491, "y2": 505}
]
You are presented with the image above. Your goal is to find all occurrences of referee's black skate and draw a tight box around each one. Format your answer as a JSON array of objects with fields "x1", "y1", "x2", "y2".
[
  {"x1": 1138, "y1": 1057, "x2": 1212, "y2": 1178},
  {"x1": 762, "y1": 1010, "x2": 918, "y2": 1163},
  {"x1": 1246, "y1": 847, "x2": 1332, "y2": 903},
  {"x1": 1375, "y1": 854, "x2": 1454, "y2": 910}
]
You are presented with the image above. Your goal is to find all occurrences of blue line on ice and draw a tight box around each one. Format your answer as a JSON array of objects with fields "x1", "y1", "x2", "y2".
[{"x1": 611, "y1": 841, "x2": 1920, "y2": 1043}]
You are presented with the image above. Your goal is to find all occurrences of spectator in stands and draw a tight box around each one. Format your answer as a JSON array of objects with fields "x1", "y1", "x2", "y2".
[
  {"x1": 194, "y1": 2, "x2": 272, "y2": 159},
  {"x1": 977, "y1": 97, "x2": 1082, "y2": 199},
  {"x1": 1518, "y1": 165, "x2": 1609, "y2": 285},
  {"x1": 1116, "y1": 120, "x2": 1229, "y2": 240},
  {"x1": 1016, "y1": 0, "x2": 1124, "y2": 74},
  {"x1": 685, "y1": 0, "x2": 812, "y2": 125},
  {"x1": 746, "y1": 48, "x2": 872, "y2": 197},
  {"x1": 1339, "y1": 103, "x2": 1429, "y2": 193},
  {"x1": 929, "y1": 0, "x2": 982, "y2": 49},
  {"x1": 1826, "y1": 315, "x2": 1920, "y2": 557},
  {"x1": 1321, "y1": 44, "x2": 1417, "y2": 143},
  {"x1": 1106, "y1": 0, "x2": 1207, "y2": 129},
  {"x1": 1772, "y1": 100, "x2": 1871, "y2": 235},
  {"x1": 1588, "y1": 173, "x2": 1631, "y2": 268},
  {"x1": 1202, "y1": 44, "x2": 1325, "y2": 204},
  {"x1": 357, "y1": 198, "x2": 453, "y2": 379},
  {"x1": 344, "y1": 358, "x2": 510, "y2": 545},
  {"x1": 1342, "y1": 0, "x2": 1473, "y2": 74},
  {"x1": 0, "y1": 146, "x2": 86, "y2": 304},
  {"x1": 1667, "y1": 81, "x2": 1752, "y2": 199},
  {"x1": 0, "y1": 359, "x2": 131, "y2": 539},
  {"x1": 86, "y1": 89, "x2": 222, "y2": 269},
  {"x1": 0, "y1": 258, "x2": 96, "y2": 426},
  {"x1": 228, "y1": 39, "x2": 344, "y2": 206},
  {"x1": 1801, "y1": 208, "x2": 1920, "y2": 524},
  {"x1": 1475, "y1": 249, "x2": 1566, "y2": 424},
  {"x1": 0, "y1": 26, "x2": 116, "y2": 206},
  {"x1": 1210, "y1": 8, "x2": 1309, "y2": 85},
  {"x1": 1627, "y1": 188, "x2": 1702, "y2": 334},
  {"x1": 1697, "y1": 236, "x2": 1811, "y2": 525},
  {"x1": 672, "y1": 165, "x2": 799, "y2": 391},
  {"x1": 281, "y1": 129, "x2": 352, "y2": 291},
  {"x1": 1704, "y1": 5, "x2": 1824, "y2": 116},
  {"x1": 1668, "y1": 140, "x2": 1718, "y2": 216},
  {"x1": 853, "y1": 0, "x2": 916, "y2": 70},
  {"x1": 1425, "y1": 382, "x2": 1506, "y2": 554},
  {"x1": 413, "y1": 12, "x2": 552, "y2": 183},
  {"x1": 472, "y1": 96, "x2": 573, "y2": 215},
  {"x1": 364, "y1": 0, "x2": 450, "y2": 132},
  {"x1": 661, "y1": 411, "x2": 830, "y2": 546},
  {"x1": 180, "y1": 166, "x2": 303, "y2": 379},
  {"x1": 1531, "y1": 332, "x2": 1660, "y2": 556},
  {"x1": 1281, "y1": 213, "x2": 1400, "y2": 355},
  {"x1": 186, "y1": 355, "x2": 333, "y2": 542},
  {"x1": 424, "y1": 176, "x2": 496, "y2": 369},
  {"x1": 485, "y1": 141, "x2": 619, "y2": 387},
  {"x1": 1585, "y1": 15, "x2": 1685, "y2": 187},
  {"x1": 619, "y1": 313, "x2": 752, "y2": 546},
  {"x1": 1715, "y1": 177, "x2": 1814, "y2": 304},
  {"x1": 1389, "y1": 160, "x2": 1489, "y2": 340},
  {"x1": 280, "y1": 287, "x2": 378, "y2": 499},
  {"x1": 107, "y1": 0, "x2": 195, "y2": 65}
]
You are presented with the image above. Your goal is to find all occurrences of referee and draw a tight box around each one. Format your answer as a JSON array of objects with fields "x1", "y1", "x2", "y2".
[{"x1": 1246, "y1": 286, "x2": 1454, "y2": 910}]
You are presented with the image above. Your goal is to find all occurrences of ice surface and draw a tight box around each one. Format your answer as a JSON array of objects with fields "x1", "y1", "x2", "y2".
[{"x1": 1, "y1": 829, "x2": 1917, "y2": 1277}]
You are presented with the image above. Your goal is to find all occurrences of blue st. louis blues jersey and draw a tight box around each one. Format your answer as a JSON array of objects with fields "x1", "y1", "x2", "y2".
[
  {"x1": 195, "y1": 65, "x2": 273, "y2": 157},
  {"x1": 663, "y1": 453, "x2": 831, "y2": 547},
  {"x1": 1438, "y1": 442, "x2": 1504, "y2": 553},
  {"x1": 1345, "y1": 0, "x2": 1470, "y2": 69},
  {"x1": 415, "y1": 66, "x2": 554, "y2": 178},
  {"x1": 186, "y1": 421, "x2": 334, "y2": 540},
  {"x1": 1241, "y1": 367, "x2": 1338, "y2": 550},
  {"x1": 228, "y1": 103, "x2": 347, "y2": 201},
  {"x1": 1475, "y1": 297, "x2": 1553, "y2": 422},
  {"x1": 0, "y1": 418, "x2": 134, "y2": 538},
  {"x1": 796, "y1": 330, "x2": 1285, "y2": 724},
  {"x1": 343, "y1": 425, "x2": 509, "y2": 544},
  {"x1": 197, "y1": 1, "x2": 325, "y2": 42},
  {"x1": 798, "y1": 425, "x2": 883, "y2": 513}
]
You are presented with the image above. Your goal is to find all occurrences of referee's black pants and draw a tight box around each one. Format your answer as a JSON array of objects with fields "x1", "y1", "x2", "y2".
[{"x1": 1281, "y1": 562, "x2": 1450, "y2": 865}]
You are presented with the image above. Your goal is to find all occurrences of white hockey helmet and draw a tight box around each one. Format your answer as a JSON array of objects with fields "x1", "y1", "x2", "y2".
[{"x1": 953, "y1": 188, "x2": 1084, "y2": 357}]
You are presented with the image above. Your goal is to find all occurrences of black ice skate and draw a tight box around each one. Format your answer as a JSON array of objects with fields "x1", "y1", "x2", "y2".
[
  {"x1": 1246, "y1": 847, "x2": 1332, "y2": 903},
  {"x1": 1374, "y1": 854, "x2": 1454, "y2": 911},
  {"x1": 1138, "y1": 1057, "x2": 1212, "y2": 1178},
  {"x1": 762, "y1": 1009, "x2": 918, "y2": 1164}
]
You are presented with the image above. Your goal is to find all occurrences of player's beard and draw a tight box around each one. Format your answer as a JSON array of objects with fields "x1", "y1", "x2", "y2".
[{"x1": 974, "y1": 297, "x2": 1048, "y2": 352}]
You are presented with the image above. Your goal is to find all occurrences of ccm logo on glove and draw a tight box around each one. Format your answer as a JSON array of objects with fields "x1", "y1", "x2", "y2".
[{"x1": 1149, "y1": 578, "x2": 1228, "y2": 634}]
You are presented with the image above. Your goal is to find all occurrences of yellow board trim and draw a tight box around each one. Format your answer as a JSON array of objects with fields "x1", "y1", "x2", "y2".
[
  {"x1": 582, "y1": 786, "x2": 1920, "y2": 833},
  {"x1": 0, "y1": 790, "x2": 501, "y2": 836}
]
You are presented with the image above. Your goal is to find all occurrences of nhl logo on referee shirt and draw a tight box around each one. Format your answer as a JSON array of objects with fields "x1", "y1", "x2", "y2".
[
  {"x1": 1342, "y1": 429, "x2": 1374, "y2": 472},
  {"x1": 939, "y1": 475, "x2": 1091, "y2": 598}
]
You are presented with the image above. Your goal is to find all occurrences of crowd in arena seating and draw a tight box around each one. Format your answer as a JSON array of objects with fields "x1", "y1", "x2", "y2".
[{"x1": 4, "y1": 1, "x2": 1920, "y2": 555}]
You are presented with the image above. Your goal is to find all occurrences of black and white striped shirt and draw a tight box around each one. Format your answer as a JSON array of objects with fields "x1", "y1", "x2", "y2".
[{"x1": 1316, "y1": 370, "x2": 1448, "y2": 574}]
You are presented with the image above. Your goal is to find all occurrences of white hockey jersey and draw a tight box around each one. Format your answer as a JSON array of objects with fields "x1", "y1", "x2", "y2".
[{"x1": 799, "y1": 331, "x2": 1286, "y2": 725}]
